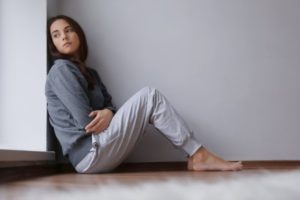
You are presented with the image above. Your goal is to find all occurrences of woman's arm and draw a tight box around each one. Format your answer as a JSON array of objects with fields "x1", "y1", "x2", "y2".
[
  {"x1": 85, "y1": 108, "x2": 113, "y2": 134},
  {"x1": 90, "y1": 69, "x2": 117, "y2": 113},
  {"x1": 101, "y1": 83, "x2": 117, "y2": 114},
  {"x1": 49, "y1": 63, "x2": 92, "y2": 130},
  {"x1": 83, "y1": 68, "x2": 116, "y2": 134}
]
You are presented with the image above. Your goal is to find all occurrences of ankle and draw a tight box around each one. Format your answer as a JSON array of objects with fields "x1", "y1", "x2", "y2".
[{"x1": 192, "y1": 146, "x2": 208, "y2": 161}]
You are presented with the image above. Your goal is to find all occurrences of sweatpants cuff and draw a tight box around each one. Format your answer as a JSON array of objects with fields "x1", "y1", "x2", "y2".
[{"x1": 181, "y1": 136, "x2": 202, "y2": 156}]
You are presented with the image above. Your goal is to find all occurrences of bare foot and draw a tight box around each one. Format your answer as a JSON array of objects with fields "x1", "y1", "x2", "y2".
[{"x1": 187, "y1": 147, "x2": 243, "y2": 171}]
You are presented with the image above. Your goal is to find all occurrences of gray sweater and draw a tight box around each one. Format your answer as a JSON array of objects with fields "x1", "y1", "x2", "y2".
[{"x1": 45, "y1": 59, "x2": 116, "y2": 166}]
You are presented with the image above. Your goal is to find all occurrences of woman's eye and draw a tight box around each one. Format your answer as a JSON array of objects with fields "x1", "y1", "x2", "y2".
[
  {"x1": 66, "y1": 28, "x2": 74, "y2": 33},
  {"x1": 52, "y1": 33, "x2": 59, "y2": 38}
]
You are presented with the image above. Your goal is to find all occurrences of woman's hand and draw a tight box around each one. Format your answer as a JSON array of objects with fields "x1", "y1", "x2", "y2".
[{"x1": 85, "y1": 109, "x2": 113, "y2": 134}]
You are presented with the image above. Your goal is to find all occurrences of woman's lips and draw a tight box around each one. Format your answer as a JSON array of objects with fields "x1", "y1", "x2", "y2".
[{"x1": 63, "y1": 42, "x2": 71, "y2": 47}]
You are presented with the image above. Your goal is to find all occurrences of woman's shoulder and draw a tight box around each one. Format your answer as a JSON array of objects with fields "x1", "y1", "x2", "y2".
[
  {"x1": 48, "y1": 59, "x2": 81, "y2": 79},
  {"x1": 50, "y1": 59, "x2": 77, "y2": 71},
  {"x1": 52, "y1": 58, "x2": 73, "y2": 65}
]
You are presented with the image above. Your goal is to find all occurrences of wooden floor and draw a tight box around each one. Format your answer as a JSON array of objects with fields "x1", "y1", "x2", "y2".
[{"x1": 1, "y1": 161, "x2": 300, "y2": 199}]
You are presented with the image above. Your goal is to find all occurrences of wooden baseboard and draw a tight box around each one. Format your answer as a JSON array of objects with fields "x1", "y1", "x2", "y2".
[
  {"x1": 0, "y1": 149, "x2": 55, "y2": 162},
  {"x1": 1, "y1": 160, "x2": 300, "y2": 183},
  {"x1": 0, "y1": 161, "x2": 74, "y2": 184}
]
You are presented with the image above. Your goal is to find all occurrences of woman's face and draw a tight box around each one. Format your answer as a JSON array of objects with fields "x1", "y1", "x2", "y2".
[{"x1": 50, "y1": 19, "x2": 80, "y2": 57}]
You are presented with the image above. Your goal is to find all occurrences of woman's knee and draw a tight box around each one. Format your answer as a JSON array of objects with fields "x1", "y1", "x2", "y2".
[{"x1": 138, "y1": 86, "x2": 158, "y2": 97}]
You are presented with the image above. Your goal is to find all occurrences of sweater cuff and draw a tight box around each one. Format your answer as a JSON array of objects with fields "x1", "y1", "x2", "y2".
[
  {"x1": 181, "y1": 136, "x2": 202, "y2": 156},
  {"x1": 105, "y1": 106, "x2": 117, "y2": 114}
]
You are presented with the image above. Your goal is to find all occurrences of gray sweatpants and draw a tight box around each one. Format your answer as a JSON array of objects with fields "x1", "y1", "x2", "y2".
[{"x1": 75, "y1": 87, "x2": 201, "y2": 173}]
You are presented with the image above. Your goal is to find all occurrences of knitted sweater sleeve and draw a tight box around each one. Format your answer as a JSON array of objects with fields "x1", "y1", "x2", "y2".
[{"x1": 49, "y1": 63, "x2": 92, "y2": 129}]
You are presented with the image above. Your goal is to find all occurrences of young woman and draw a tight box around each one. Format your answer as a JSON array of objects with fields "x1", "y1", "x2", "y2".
[{"x1": 46, "y1": 15, "x2": 243, "y2": 173}]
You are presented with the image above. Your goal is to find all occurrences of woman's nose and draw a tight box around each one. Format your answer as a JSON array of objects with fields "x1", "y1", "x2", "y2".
[{"x1": 61, "y1": 32, "x2": 68, "y2": 40}]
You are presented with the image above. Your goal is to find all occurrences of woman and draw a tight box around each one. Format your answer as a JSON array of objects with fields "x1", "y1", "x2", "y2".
[{"x1": 46, "y1": 15, "x2": 243, "y2": 173}]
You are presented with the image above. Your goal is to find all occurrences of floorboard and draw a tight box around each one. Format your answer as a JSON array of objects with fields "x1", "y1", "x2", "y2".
[{"x1": 0, "y1": 161, "x2": 299, "y2": 200}]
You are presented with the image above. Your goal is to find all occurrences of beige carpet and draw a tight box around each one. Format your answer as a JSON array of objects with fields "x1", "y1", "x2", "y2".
[{"x1": 1, "y1": 169, "x2": 300, "y2": 200}]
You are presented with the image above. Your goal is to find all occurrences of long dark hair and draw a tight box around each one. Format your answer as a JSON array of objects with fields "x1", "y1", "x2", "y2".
[{"x1": 47, "y1": 15, "x2": 95, "y2": 90}]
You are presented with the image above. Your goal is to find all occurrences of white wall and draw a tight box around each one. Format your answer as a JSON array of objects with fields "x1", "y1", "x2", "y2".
[
  {"x1": 55, "y1": 0, "x2": 300, "y2": 161},
  {"x1": 0, "y1": 0, "x2": 47, "y2": 151}
]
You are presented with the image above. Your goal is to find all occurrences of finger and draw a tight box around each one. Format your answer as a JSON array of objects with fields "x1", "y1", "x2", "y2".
[
  {"x1": 87, "y1": 117, "x2": 104, "y2": 131},
  {"x1": 85, "y1": 130, "x2": 93, "y2": 135},
  {"x1": 86, "y1": 112, "x2": 97, "y2": 130},
  {"x1": 85, "y1": 117, "x2": 100, "y2": 130},
  {"x1": 95, "y1": 123, "x2": 108, "y2": 133},
  {"x1": 89, "y1": 111, "x2": 96, "y2": 117},
  {"x1": 90, "y1": 125, "x2": 103, "y2": 134},
  {"x1": 91, "y1": 121, "x2": 106, "y2": 133}
]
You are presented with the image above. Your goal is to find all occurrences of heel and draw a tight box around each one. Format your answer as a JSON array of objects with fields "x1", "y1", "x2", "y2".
[{"x1": 187, "y1": 157, "x2": 194, "y2": 171}]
